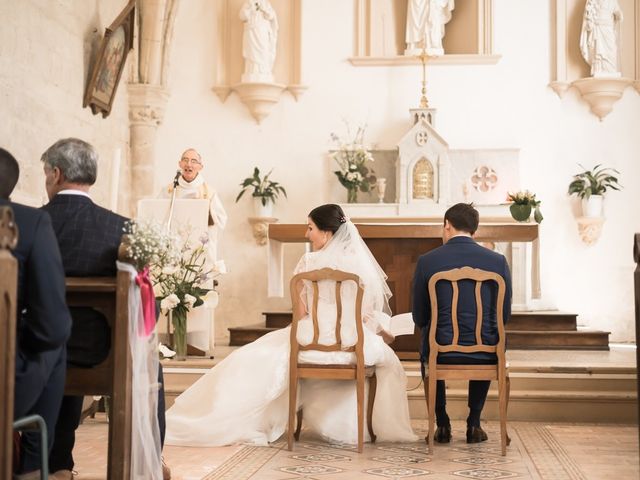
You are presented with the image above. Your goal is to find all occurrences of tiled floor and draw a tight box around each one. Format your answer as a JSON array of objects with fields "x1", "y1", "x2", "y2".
[{"x1": 73, "y1": 417, "x2": 639, "y2": 479}]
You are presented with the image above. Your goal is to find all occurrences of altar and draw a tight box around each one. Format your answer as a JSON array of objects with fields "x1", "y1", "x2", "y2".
[{"x1": 268, "y1": 220, "x2": 540, "y2": 355}]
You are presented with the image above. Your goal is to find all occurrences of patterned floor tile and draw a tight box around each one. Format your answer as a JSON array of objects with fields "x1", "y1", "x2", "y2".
[
  {"x1": 370, "y1": 454, "x2": 430, "y2": 464},
  {"x1": 364, "y1": 466, "x2": 432, "y2": 477},
  {"x1": 289, "y1": 453, "x2": 351, "y2": 462},
  {"x1": 452, "y1": 468, "x2": 519, "y2": 479},
  {"x1": 279, "y1": 464, "x2": 344, "y2": 475},
  {"x1": 453, "y1": 457, "x2": 512, "y2": 466}
]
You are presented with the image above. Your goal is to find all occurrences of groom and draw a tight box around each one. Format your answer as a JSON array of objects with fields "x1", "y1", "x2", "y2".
[{"x1": 412, "y1": 203, "x2": 512, "y2": 443}]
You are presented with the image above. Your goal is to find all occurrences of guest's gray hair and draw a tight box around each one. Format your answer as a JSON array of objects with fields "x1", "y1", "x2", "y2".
[{"x1": 41, "y1": 138, "x2": 98, "y2": 185}]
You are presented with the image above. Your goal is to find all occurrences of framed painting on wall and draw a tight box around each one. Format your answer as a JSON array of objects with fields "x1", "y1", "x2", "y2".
[{"x1": 83, "y1": 0, "x2": 135, "y2": 118}]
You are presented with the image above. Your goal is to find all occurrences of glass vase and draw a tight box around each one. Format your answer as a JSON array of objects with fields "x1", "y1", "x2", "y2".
[
  {"x1": 171, "y1": 309, "x2": 188, "y2": 361},
  {"x1": 347, "y1": 187, "x2": 358, "y2": 204}
]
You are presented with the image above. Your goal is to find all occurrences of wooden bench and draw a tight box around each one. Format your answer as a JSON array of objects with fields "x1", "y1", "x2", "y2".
[
  {"x1": 64, "y1": 266, "x2": 132, "y2": 479},
  {"x1": 0, "y1": 206, "x2": 18, "y2": 480},
  {"x1": 634, "y1": 233, "x2": 639, "y2": 447}
]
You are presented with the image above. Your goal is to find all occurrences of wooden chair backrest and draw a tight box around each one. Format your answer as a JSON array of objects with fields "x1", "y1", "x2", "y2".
[
  {"x1": 0, "y1": 206, "x2": 18, "y2": 480},
  {"x1": 289, "y1": 268, "x2": 365, "y2": 364},
  {"x1": 428, "y1": 266, "x2": 507, "y2": 362},
  {"x1": 64, "y1": 244, "x2": 132, "y2": 479}
]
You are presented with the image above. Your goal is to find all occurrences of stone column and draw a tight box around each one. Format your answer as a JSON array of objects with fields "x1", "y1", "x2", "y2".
[
  {"x1": 127, "y1": 0, "x2": 178, "y2": 212},
  {"x1": 128, "y1": 84, "x2": 169, "y2": 211}
]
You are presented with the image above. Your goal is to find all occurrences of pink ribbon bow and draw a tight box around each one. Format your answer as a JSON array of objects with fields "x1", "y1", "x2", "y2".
[{"x1": 135, "y1": 266, "x2": 156, "y2": 337}]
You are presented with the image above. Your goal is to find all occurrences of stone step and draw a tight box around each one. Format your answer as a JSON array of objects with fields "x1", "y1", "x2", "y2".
[
  {"x1": 229, "y1": 324, "x2": 610, "y2": 351},
  {"x1": 264, "y1": 310, "x2": 579, "y2": 331},
  {"x1": 506, "y1": 330, "x2": 610, "y2": 350},
  {"x1": 162, "y1": 353, "x2": 637, "y2": 423}
]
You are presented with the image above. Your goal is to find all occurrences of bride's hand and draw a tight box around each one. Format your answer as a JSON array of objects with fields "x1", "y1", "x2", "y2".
[{"x1": 378, "y1": 328, "x2": 395, "y2": 344}]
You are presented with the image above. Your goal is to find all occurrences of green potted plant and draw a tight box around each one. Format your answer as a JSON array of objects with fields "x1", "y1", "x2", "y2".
[
  {"x1": 567, "y1": 164, "x2": 622, "y2": 218},
  {"x1": 507, "y1": 190, "x2": 543, "y2": 223},
  {"x1": 236, "y1": 167, "x2": 287, "y2": 217}
]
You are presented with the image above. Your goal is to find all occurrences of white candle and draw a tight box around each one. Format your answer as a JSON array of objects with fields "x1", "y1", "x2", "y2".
[{"x1": 110, "y1": 148, "x2": 121, "y2": 212}]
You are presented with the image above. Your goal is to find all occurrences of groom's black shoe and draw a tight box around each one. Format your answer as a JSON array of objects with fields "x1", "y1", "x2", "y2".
[
  {"x1": 433, "y1": 425, "x2": 452, "y2": 443},
  {"x1": 466, "y1": 426, "x2": 488, "y2": 443}
]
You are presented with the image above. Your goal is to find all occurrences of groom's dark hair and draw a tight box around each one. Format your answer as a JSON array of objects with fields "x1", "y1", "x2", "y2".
[
  {"x1": 308, "y1": 204, "x2": 346, "y2": 234},
  {"x1": 444, "y1": 203, "x2": 479, "y2": 235}
]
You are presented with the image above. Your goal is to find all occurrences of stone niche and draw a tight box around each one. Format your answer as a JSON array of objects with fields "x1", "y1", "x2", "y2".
[
  {"x1": 211, "y1": 0, "x2": 306, "y2": 123},
  {"x1": 351, "y1": 0, "x2": 499, "y2": 65},
  {"x1": 549, "y1": 0, "x2": 640, "y2": 119}
]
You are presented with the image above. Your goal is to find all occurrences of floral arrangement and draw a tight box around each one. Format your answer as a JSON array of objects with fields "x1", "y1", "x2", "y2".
[
  {"x1": 507, "y1": 190, "x2": 543, "y2": 223},
  {"x1": 155, "y1": 233, "x2": 224, "y2": 315},
  {"x1": 123, "y1": 220, "x2": 225, "y2": 359},
  {"x1": 154, "y1": 231, "x2": 225, "y2": 358},
  {"x1": 123, "y1": 220, "x2": 178, "y2": 272},
  {"x1": 330, "y1": 124, "x2": 376, "y2": 203}
]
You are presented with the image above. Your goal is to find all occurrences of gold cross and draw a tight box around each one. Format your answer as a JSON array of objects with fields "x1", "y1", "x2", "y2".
[{"x1": 416, "y1": 49, "x2": 430, "y2": 108}]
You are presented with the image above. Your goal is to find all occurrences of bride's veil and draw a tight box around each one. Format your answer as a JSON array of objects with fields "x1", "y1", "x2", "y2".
[{"x1": 298, "y1": 220, "x2": 392, "y2": 317}]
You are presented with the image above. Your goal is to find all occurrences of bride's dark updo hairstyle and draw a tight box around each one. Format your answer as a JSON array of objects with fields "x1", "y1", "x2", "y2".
[{"x1": 308, "y1": 204, "x2": 347, "y2": 234}]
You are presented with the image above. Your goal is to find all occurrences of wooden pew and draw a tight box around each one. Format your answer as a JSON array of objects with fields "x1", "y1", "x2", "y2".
[
  {"x1": 0, "y1": 206, "x2": 18, "y2": 480},
  {"x1": 634, "y1": 233, "x2": 640, "y2": 447},
  {"x1": 64, "y1": 256, "x2": 132, "y2": 479}
]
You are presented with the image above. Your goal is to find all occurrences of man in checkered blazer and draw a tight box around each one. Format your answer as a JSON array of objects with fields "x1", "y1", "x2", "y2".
[{"x1": 41, "y1": 138, "x2": 168, "y2": 480}]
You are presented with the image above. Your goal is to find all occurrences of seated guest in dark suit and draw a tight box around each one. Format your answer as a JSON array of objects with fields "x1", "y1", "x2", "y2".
[
  {"x1": 0, "y1": 147, "x2": 72, "y2": 480},
  {"x1": 412, "y1": 203, "x2": 512, "y2": 444},
  {"x1": 39, "y1": 138, "x2": 168, "y2": 480}
]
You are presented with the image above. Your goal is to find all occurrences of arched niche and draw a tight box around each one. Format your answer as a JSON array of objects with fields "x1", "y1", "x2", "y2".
[
  {"x1": 412, "y1": 157, "x2": 435, "y2": 200},
  {"x1": 351, "y1": 0, "x2": 499, "y2": 66}
]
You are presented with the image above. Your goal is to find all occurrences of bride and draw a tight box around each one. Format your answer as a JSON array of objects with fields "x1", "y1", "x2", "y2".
[{"x1": 165, "y1": 204, "x2": 417, "y2": 446}]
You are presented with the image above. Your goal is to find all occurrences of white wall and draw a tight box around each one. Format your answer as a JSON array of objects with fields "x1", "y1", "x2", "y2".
[
  {"x1": 0, "y1": 0, "x2": 131, "y2": 210},
  {"x1": 3, "y1": 0, "x2": 639, "y2": 342}
]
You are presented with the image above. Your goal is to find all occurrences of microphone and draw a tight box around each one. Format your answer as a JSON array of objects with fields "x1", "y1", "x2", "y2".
[{"x1": 172, "y1": 169, "x2": 181, "y2": 188}]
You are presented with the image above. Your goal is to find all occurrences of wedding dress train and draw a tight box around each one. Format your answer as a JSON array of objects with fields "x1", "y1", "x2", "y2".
[
  {"x1": 165, "y1": 325, "x2": 416, "y2": 446},
  {"x1": 165, "y1": 222, "x2": 417, "y2": 446}
]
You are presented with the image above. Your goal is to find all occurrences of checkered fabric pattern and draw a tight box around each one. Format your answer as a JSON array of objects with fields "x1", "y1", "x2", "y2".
[{"x1": 42, "y1": 194, "x2": 128, "y2": 276}]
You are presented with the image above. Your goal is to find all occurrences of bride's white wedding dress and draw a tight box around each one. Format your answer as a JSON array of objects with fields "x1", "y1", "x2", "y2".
[{"x1": 165, "y1": 222, "x2": 417, "y2": 447}]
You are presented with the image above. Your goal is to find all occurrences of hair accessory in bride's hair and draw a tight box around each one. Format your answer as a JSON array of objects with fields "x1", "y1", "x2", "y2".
[{"x1": 340, "y1": 216, "x2": 348, "y2": 223}]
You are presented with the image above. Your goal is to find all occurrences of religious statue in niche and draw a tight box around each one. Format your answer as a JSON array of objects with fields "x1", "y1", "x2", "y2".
[
  {"x1": 239, "y1": 0, "x2": 278, "y2": 83},
  {"x1": 405, "y1": 0, "x2": 455, "y2": 56},
  {"x1": 412, "y1": 158, "x2": 434, "y2": 199},
  {"x1": 580, "y1": 0, "x2": 624, "y2": 78}
]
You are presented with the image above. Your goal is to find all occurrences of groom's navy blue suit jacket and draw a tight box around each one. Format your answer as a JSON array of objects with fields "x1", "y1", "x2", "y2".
[{"x1": 412, "y1": 236, "x2": 512, "y2": 363}]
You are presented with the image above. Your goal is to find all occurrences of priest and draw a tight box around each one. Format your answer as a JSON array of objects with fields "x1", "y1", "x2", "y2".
[{"x1": 160, "y1": 148, "x2": 228, "y2": 260}]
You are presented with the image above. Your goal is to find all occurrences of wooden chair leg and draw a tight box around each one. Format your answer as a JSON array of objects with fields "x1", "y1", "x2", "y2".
[
  {"x1": 499, "y1": 376, "x2": 508, "y2": 456},
  {"x1": 356, "y1": 375, "x2": 364, "y2": 453},
  {"x1": 366, "y1": 373, "x2": 377, "y2": 443},
  {"x1": 294, "y1": 408, "x2": 303, "y2": 441},
  {"x1": 422, "y1": 373, "x2": 429, "y2": 444},
  {"x1": 288, "y1": 373, "x2": 298, "y2": 451},
  {"x1": 506, "y1": 376, "x2": 511, "y2": 446},
  {"x1": 428, "y1": 374, "x2": 436, "y2": 455}
]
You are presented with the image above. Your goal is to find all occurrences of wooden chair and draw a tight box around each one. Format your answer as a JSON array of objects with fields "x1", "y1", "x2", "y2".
[
  {"x1": 288, "y1": 268, "x2": 377, "y2": 453},
  {"x1": 64, "y1": 247, "x2": 132, "y2": 479},
  {"x1": 424, "y1": 266, "x2": 510, "y2": 456},
  {"x1": 0, "y1": 206, "x2": 18, "y2": 480}
]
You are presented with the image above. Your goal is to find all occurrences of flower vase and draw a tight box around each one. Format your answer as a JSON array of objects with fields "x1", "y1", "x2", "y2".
[
  {"x1": 509, "y1": 203, "x2": 532, "y2": 222},
  {"x1": 347, "y1": 187, "x2": 358, "y2": 204},
  {"x1": 171, "y1": 310, "x2": 188, "y2": 361}
]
